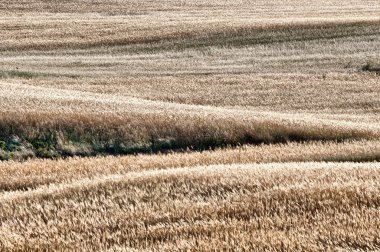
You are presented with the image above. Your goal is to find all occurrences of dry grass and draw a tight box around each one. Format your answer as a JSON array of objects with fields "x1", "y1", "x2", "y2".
[
  {"x1": 1, "y1": 140, "x2": 380, "y2": 192},
  {"x1": 1, "y1": 161, "x2": 380, "y2": 250},
  {"x1": 1, "y1": 0, "x2": 380, "y2": 250},
  {"x1": 0, "y1": 108, "x2": 379, "y2": 159}
]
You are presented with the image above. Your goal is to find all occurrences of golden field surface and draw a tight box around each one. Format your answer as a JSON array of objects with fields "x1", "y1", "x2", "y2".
[
  {"x1": 2, "y1": 159, "x2": 380, "y2": 251},
  {"x1": 0, "y1": 0, "x2": 380, "y2": 250}
]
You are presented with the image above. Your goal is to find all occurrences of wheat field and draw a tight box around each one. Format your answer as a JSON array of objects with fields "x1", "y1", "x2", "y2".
[{"x1": 1, "y1": 0, "x2": 380, "y2": 250}]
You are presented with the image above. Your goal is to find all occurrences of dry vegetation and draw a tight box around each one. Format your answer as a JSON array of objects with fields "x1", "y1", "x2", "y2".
[
  {"x1": 1, "y1": 160, "x2": 380, "y2": 250},
  {"x1": 1, "y1": 0, "x2": 380, "y2": 250}
]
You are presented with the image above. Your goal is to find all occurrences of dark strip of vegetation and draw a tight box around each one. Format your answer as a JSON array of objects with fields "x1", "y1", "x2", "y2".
[
  {"x1": 0, "y1": 70, "x2": 81, "y2": 79},
  {"x1": 0, "y1": 70, "x2": 49, "y2": 79},
  {"x1": 2, "y1": 20, "x2": 380, "y2": 53},
  {"x1": 362, "y1": 62, "x2": 380, "y2": 75},
  {"x1": 134, "y1": 21, "x2": 380, "y2": 53},
  {"x1": 0, "y1": 112, "x2": 376, "y2": 161}
]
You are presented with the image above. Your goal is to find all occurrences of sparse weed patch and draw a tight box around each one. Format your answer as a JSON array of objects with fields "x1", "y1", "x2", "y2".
[
  {"x1": 0, "y1": 70, "x2": 48, "y2": 79},
  {"x1": 361, "y1": 61, "x2": 380, "y2": 74}
]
